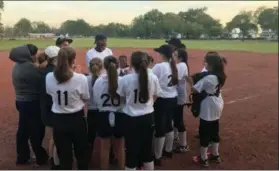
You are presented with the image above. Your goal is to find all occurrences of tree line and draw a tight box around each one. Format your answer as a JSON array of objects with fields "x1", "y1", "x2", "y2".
[{"x1": 2, "y1": 6, "x2": 278, "y2": 40}]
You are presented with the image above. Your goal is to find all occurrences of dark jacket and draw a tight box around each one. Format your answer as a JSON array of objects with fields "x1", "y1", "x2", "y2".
[
  {"x1": 9, "y1": 45, "x2": 44, "y2": 101},
  {"x1": 39, "y1": 64, "x2": 55, "y2": 126}
]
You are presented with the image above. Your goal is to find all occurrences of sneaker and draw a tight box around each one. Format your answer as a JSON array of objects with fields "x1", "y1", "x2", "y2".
[
  {"x1": 192, "y1": 156, "x2": 209, "y2": 167},
  {"x1": 162, "y1": 150, "x2": 173, "y2": 158},
  {"x1": 208, "y1": 153, "x2": 221, "y2": 163},
  {"x1": 174, "y1": 145, "x2": 190, "y2": 153},
  {"x1": 154, "y1": 158, "x2": 162, "y2": 166}
]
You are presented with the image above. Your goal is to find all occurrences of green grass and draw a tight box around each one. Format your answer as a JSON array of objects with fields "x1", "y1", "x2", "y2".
[{"x1": 0, "y1": 38, "x2": 277, "y2": 53}]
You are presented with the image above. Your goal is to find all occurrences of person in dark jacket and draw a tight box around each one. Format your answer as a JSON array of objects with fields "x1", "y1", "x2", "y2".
[
  {"x1": 38, "y1": 46, "x2": 60, "y2": 169},
  {"x1": 9, "y1": 44, "x2": 48, "y2": 166}
]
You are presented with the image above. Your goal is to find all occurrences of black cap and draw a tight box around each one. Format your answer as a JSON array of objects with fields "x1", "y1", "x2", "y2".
[
  {"x1": 165, "y1": 37, "x2": 182, "y2": 47},
  {"x1": 55, "y1": 36, "x2": 73, "y2": 46},
  {"x1": 94, "y1": 34, "x2": 107, "y2": 43},
  {"x1": 154, "y1": 44, "x2": 173, "y2": 58}
]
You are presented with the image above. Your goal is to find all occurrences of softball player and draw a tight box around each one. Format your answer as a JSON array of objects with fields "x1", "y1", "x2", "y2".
[
  {"x1": 172, "y1": 49, "x2": 190, "y2": 153},
  {"x1": 152, "y1": 44, "x2": 178, "y2": 165},
  {"x1": 93, "y1": 56, "x2": 125, "y2": 169},
  {"x1": 190, "y1": 54, "x2": 226, "y2": 167},
  {"x1": 86, "y1": 58, "x2": 103, "y2": 163},
  {"x1": 118, "y1": 55, "x2": 130, "y2": 76},
  {"x1": 46, "y1": 47, "x2": 89, "y2": 170},
  {"x1": 38, "y1": 46, "x2": 61, "y2": 169},
  {"x1": 117, "y1": 51, "x2": 161, "y2": 170}
]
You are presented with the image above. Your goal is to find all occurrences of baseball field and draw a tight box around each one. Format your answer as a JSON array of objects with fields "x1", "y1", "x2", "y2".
[{"x1": 0, "y1": 38, "x2": 277, "y2": 169}]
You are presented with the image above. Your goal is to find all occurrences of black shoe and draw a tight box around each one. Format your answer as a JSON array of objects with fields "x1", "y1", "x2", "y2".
[
  {"x1": 162, "y1": 150, "x2": 173, "y2": 158},
  {"x1": 16, "y1": 159, "x2": 32, "y2": 165},
  {"x1": 208, "y1": 153, "x2": 221, "y2": 163},
  {"x1": 154, "y1": 158, "x2": 162, "y2": 166},
  {"x1": 35, "y1": 154, "x2": 49, "y2": 166}
]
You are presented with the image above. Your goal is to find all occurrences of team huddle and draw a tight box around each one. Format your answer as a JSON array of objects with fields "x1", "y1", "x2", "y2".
[{"x1": 9, "y1": 34, "x2": 227, "y2": 170}]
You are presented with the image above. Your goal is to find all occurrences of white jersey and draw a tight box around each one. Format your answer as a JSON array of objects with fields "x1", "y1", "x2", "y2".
[
  {"x1": 152, "y1": 62, "x2": 178, "y2": 98},
  {"x1": 46, "y1": 72, "x2": 90, "y2": 114},
  {"x1": 117, "y1": 66, "x2": 131, "y2": 76},
  {"x1": 93, "y1": 74, "x2": 123, "y2": 112},
  {"x1": 193, "y1": 75, "x2": 224, "y2": 121},
  {"x1": 177, "y1": 62, "x2": 188, "y2": 105},
  {"x1": 85, "y1": 47, "x2": 113, "y2": 69},
  {"x1": 117, "y1": 72, "x2": 161, "y2": 117},
  {"x1": 86, "y1": 75, "x2": 98, "y2": 110}
]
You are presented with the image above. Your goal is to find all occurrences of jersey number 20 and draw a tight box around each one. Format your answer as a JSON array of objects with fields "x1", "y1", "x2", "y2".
[
  {"x1": 57, "y1": 90, "x2": 68, "y2": 106},
  {"x1": 101, "y1": 94, "x2": 120, "y2": 107}
]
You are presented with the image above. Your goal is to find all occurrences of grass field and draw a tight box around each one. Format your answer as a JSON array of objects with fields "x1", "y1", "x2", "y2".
[{"x1": 0, "y1": 38, "x2": 277, "y2": 53}]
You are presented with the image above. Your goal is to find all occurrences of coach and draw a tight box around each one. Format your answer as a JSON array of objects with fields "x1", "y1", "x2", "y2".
[
  {"x1": 55, "y1": 35, "x2": 73, "y2": 48},
  {"x1": 85, "y1": 34, "x2": 113, "y2": 71},
  {"x1": 9, "y1": 44, "x2": 48, "y2": 166}
]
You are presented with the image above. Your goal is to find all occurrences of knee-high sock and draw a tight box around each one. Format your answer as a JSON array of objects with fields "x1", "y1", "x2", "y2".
[
  {"x1": 154, "y1": 137, "x2": 165, "y2": 159},
  {"x1": 200, "y1": 147, "x2": 208, "y2": 160},
  {"x1": 143, "y1": 161, "x2": 154, "y2": 170},
  {"x1": 178, "y1": 131, "x2": 187, "y2": 146},
  {"x1": 165, "y1": 131, "x2": 174, "y2": 152},
  {"x1": 212, "y1": 143, "x2": 219, "y2": 156}
]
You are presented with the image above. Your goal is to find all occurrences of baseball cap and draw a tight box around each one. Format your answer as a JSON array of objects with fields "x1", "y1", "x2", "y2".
[
  {"x1": 154, "y1": 44, "x2": 173, "y2": 58},
  {"x1": 45, "y1": 46, "x2": 60, "y2": 58},
  {"x1": 165, "y1": 37, "x2": 182, "y2": 47},
  {"x1": 94, "y1": 34, "x2": 107, "y2": 43},
  {"x1": 55, "y1": 36, "x2": 73, "y2": 46}
]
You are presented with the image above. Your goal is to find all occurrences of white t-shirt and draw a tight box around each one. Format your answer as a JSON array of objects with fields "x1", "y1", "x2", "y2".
[
  {"x1": 117, "y1": 72, "x2": 161, "y2": 117},
  {"x1": 201, "y1": 66, "x2": 207, "y2": 72},
  {"x1": 86, "y1": 76, "x2": 98, "y2": 110},
  {"x1": 152, "y1": 62, "x2": 178, "y2": 98},
  {"x1": 93, "y1": 74, "x2": 123, "y2": 112},
  {"x1": 85, "y1": 47, "x2": 113, "y2": 68},
  {"x1": 193, "y1": 75, "x2": 224, "y2": 121},
  {"x1": 117, "y1": 66, "x2": 131, "y2": 76},
  {"x1": 46, "y1": 72, "x2": 90, "y2": 114},
  {"x1": 177, "y1": 62, "x2": 188, "y2": 105}
]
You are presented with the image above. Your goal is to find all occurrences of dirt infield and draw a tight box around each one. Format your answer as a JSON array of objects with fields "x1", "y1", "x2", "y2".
[{"x1": 0, "y1": 48, "x2": 277, "y2": 170}]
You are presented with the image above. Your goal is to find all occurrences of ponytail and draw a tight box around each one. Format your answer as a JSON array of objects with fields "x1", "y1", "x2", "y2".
[
  {"x1": 139, "y1": 60, "x2": 149, "y2": 103},
  {"x1": 169, "y1": 57, "x2": 178, "y2": 85},
  {"x1": 131, "y1": 51, "x2": 149, "y2": 103},
  {"x1": 54, "y1": 47, "x2": 76, "y2": 84},
  {"x1": 104, "y1": 56, "x2": 118, "y2": 98}
]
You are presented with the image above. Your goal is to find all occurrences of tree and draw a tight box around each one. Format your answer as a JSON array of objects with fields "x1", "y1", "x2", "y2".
[
  {"x1": 0, "y1": 0, "x2": 4, "y2": 36},
  {"x1": 226, "y1": 11, "x2": 258, "y2": 41},
  {"x1": 4, "y1": 26, "x2": 15, "y2": 37},
  {"x1": 257, "y1": 6, "x2": 278, "y2": 33},
  {"x1": 60, "y1": 19, "x2": 92, "y2": 36},
  {"x1": 162, "y1": 12, "x2": 183, "y2": 37},
  {"x1": 32, "y1": 21, "x2": 51, "y2": 33},
  {"x1": 13, "y1": 18, "x2": 32, "y2": 36}
]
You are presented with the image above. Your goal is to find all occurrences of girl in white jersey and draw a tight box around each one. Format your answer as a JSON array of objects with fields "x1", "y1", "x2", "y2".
[
  {"x1": 190, "y1": 55, "x2": 226, "y2": 167},
  {"x1": 117, "y1": 51, "x2": 161, "y2": 170},
  {"x1": 86, "y1": 58, "x2": 103, "y2": 163},
  {"x1": 152, "y1": 44, "x2": 178, "y2": 165},
  {"x1": 93, "y1": 56, "x2": 125, "y2": 169},
  {"x1": 172, "y1": 49, "x2": 190, "y2": 153},
  {"x1": 46, "y1": 47, "x2": 89, "y2": 170}
]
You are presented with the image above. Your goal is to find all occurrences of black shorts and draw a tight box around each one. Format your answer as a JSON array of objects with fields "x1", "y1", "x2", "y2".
[
  {"x1": 97, "y1": 111, "x2": 124, "y2": 139},
  {"x1": 199, "y1": 119, "x2": 220, "y2": 147},
  {"x1": 154, "y1": 97, "x2": 177, "y2": 137}
]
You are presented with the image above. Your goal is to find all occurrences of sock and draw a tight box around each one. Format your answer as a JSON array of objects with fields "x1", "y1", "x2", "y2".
[
  {"x1": 178, "y1": 131, "x2": 187, "y2": 147},
  {"x1": 174, "y1": 128, "x2": 179, "y2": 140},
  {"x1": 53, "y1": 146, "x2": 60, "y2": 165},
  {"x1": 143, "y1": 161, "x2": 154, "y2": 170},
  {"x1": 164, "y1": 131, "x2": 174, "y2": 152},
  {"x1": 200, "y1": 147, "x2": 208, "y2": 160},
  {"x1": 212, "y1": 143, "x2": 219, "y2": 156},
  {"x1": 125, "y1": 166, "x2": 136, "y2": 170},
  {"x1": 154, "y1": 137, "x2": 165, "y2": 159}
]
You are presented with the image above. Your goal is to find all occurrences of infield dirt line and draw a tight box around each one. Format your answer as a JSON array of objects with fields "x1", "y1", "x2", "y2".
[{"x1": 225, "y1": 91, "x2": 276, "y2": 105}]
